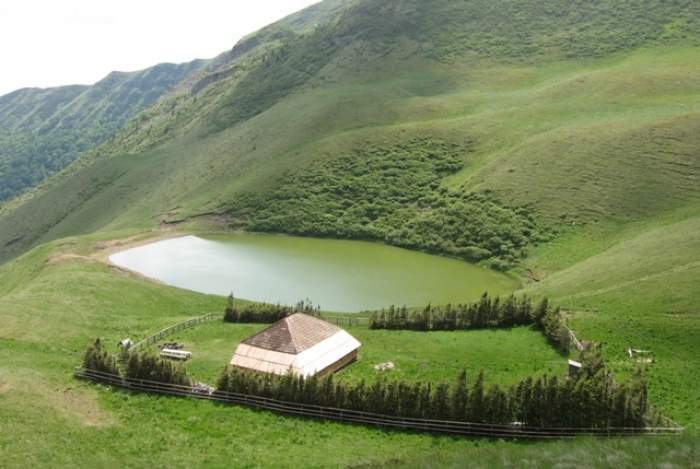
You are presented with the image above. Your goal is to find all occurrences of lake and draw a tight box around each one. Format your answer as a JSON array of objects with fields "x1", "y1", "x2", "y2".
[{"x1": 109, "y1": 234, "x2": 518, "y2": 312}]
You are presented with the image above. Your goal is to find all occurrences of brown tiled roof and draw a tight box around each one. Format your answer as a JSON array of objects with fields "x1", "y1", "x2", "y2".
[{"x1": 242, "y1": 313, "x2": 341, "y2": 354}]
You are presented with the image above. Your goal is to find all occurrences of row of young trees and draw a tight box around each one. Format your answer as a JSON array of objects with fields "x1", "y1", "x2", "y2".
[
  {"x1": 83, "y1": 340, "x2": 655, "y2": 428},
  {"x1": 82, "y1": 339, "x2": 119, "y2": 375},
  {"x1": 216, "y1": 345, "x2": 655, "y2": 428},
  {"x1": 224, "y1": 295, "x2": 321, "y2": 323},
  {"x1": 125, "y1": 351, "x2": 191, "y2": 386},
  {"x1": 82, "y1": 340, "x2": 191, "y2": 386},
  {"x1": 367, "y1": 293, "x2": 571, "y2": 352}
]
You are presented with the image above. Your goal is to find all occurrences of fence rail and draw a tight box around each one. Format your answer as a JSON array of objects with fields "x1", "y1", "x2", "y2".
[
  {"x1": 130, "y1": 313, "x2": 217, "y2": 351},
  {"x1": 75, "y1": 368, "x2": 683, "y2": 439},
  {"x1": 322, "y1": 315, "x2": 369, "y2": 327}
]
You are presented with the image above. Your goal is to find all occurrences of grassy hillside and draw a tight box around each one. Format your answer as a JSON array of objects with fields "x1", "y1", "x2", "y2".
[
  {"x1": 1, "y1": 0, "x2": 699, "y2": 466},
  {"x1": 0, "y1": 233, "x2": 697, "y2": 468},
  {"x1": 524, "y1": 211, "x2": 700, "y2": 429},
  {"x1": 2, "y1": 46, "x2": 699, "y2": 265},
  {"x1": 0, "y1": 60, "x2": 206, "y2": 202}
]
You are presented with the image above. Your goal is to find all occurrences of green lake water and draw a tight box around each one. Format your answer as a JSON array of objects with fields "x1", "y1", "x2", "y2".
[{"x1": 109, "y1": 234, "x2": 518, "y2": 312}]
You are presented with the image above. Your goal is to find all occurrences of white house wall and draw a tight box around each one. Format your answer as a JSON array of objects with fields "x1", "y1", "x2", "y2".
[{"x1": 293, "y1": 330, "x2": 361, "y2": 377}]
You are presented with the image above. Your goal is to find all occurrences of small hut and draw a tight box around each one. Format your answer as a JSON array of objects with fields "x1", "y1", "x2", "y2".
[
  {"x1": 568, "y1": 359, "x2": 583, "y2": 376},
  {"x1": 230, "y1": 313, "x2": 361, "y2": 377}
]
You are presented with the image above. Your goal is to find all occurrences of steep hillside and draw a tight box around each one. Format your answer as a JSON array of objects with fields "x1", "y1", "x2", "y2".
[
  {"x1": 0, "y1": 60, "x2": 205, "y2": 202},
  {"x1": 1, "y1": 0, "x2": 700, "y2": 466},
  {"x1": 1, "y1": 0, "x2": 699, "y2": 266}
]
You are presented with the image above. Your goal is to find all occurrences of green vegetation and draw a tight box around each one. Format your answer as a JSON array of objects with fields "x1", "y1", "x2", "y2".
[
  {"x1": 215, "y1": 345, "x2": 655, "y2": 428},
  {"x1": 1, "y1": 0, "x2": 700, "y2": 466},
  {"x1": 235, "y1": 138, "x2": 545, "y2": 267},
  {"x1": 0, "y1": 61, "x2": 204, "y2": 202},
  {"x1": 525, "y1": 213, "x2": 700, "y2": 434},
  {"x1": 368, "y1": 294, "x2": 571, "y2": 352},
  {"x1": 143, "y1": 318, "x2": 566, "y2": 387},
  {"x1": 82, "y1": 339, "x2": 119, "y2": 376},
  {"x1": 224, "y1": 297, "x2": 320, "y2": 323},
  {"x1": 125, "y1": 351, "x2": 191, "y2": 386},
  {"x1": 0, "y1": 227, "x2": 696, "y2": 466},
  {"x1": 112, "y1": 312, "x2": 651, "y2": 429}
]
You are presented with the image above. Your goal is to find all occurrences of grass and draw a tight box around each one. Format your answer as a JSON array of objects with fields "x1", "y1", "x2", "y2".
[
  {"x1": 233, "y1": 137, "x2": 546, "y2": 268},
  {"x1": 146, "y1": 321, "x2": 566, "y2": 386},
  {"x1": 0, "y1": 233, "x2": 697, "y2": 468},
  {"x1": 524, "y1": 213, "x2": 700, "y2": 431},
  {"x1": 3, "y1": 45, "x2": 700, "y2": 263},
  {"x1": 0, "y1": 1, "x2": 699, "y2": 466}
]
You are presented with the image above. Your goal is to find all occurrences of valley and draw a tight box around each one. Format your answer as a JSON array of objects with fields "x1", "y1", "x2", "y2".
[{"x1": 1, "y1": 0, "x2": 699, "y2": 467}]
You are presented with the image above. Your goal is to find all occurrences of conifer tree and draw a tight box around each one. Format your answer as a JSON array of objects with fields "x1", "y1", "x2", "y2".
[
  {"x1": 533, "y1": 297, "x2": 549, "y2": 324},
  {"x1": 433, "y1": 383, "x2": 451, "y2": 419},
  {"x1": 501, "y1": 295, "x2": 517, "y2": 327},
  {"x1": 418, "y1": 383, "x2": 432, "y2": 418},
  {"x1": 468, "y1": 371, "x2": 485, "y2": 422},
  {"x1": 450, "y1": 370, "x2": 468, "y2": 420},
  {"x1": 83, "y1": 338, "x2": 119, "y2": 376}
]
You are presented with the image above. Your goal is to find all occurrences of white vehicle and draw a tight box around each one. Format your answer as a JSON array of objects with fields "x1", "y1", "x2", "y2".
[{"x1": 160, "y1": 348, "x2": 192, "y2": 361}]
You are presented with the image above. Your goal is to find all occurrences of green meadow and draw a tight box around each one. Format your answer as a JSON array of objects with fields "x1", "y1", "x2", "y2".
[
  {"x1": 146, "y1": 321, "x2": 566, "y2": 386},
  {"x1": 0, "y1": 230, "x2": 698, "y2": 467},
  {"x1": 1, "y1": 0, "x2": 700, "y2": 466}
]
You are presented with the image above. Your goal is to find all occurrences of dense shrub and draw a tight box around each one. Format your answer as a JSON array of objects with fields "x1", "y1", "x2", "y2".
[
  {"x1": 368, "y1": 293, "x2": 535, "y2": 331},
  {"x1": 217, "y1": 346, "x2": 655, "y2": 428},
  {"x1": 82, "y1": 339, "x2": 119, "y2": 376},
  {"x1": 231, "y1": 138, "x2": 549, "y2": 268}
]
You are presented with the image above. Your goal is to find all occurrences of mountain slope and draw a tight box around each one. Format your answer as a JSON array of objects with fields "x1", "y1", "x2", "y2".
[
  {"x1": 1, "y1": 0, "x2": 699, "y2": 266},
  {"x1": 1, "y1": 0, "x2": 700, "y2": 465},
  {"x1": 0, "y1": 60, "x2": 205, "y2": 202}
]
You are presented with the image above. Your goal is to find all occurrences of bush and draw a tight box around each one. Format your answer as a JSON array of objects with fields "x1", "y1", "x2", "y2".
[
  {"x1": 229, "y1": 138, "x2": 547, "y2": 267},
  {"x1": 82, "y1": 339, "x2": 119, "y2": 375},
  {"x1": 369, "y1": 293, "x2": 536, "y2": 331}
]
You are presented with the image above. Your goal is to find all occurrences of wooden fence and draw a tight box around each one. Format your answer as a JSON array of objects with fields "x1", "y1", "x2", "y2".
[
  {"x1": 130, "y1": 313, "x2": 217, "y2": 351},
  {"x1": 322, "y1": 315, "x2": 369, "y2": 327},
  {"x1": 74, "y1": 368, "x2": 683, "y2": 439}
]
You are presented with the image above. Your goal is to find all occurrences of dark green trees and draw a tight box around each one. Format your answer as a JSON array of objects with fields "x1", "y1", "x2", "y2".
[
  {"x1": 82, "y1": 339, "x2": 119, "y2": 375},
  {"x1": 224, "y1": 299, "x2": 320, "y2": 323},
  {"x1": 368, "y1": 293, "x2": 571, "y2": 353},
  {"x1": 82, "y1": 340, "x2": 191, "y2": 386},
  {"x1": 125, "y1": 352, "x2": 191, "y2": 386},
  {"x1": 216, "y1": 345, "x2": 653, "y2": 429}
]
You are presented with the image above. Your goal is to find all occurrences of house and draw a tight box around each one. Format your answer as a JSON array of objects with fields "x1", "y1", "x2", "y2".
[{"x1": 230, "y1": 313, "x2": 361, "y2": 377}]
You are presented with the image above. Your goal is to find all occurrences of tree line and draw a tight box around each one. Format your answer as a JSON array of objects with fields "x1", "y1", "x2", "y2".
[
  {"x1": 216, "y1": 345, "x2": 655, "y2": 428},
  {"x1": 368, "y1": 293, "x2": 571, "y2": 352},
  {"x1": 82, "y1": 339, "x2": 656, "y2": 428},
  {"x1": 83, "y1": 339, "x2": 120, "y2": 375},
  {"x1": 82, "y1": 340, "x2": 190, "y2": 386},
  {"x1": 224, "y1": 295, "x2": 320, "y2": 323},
  {"x1": 232, "y1": 138, "x2": 548, "y2": 270},
  {"x1": 125, "y1": 351, "x2": 191, "y2": 386}
]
